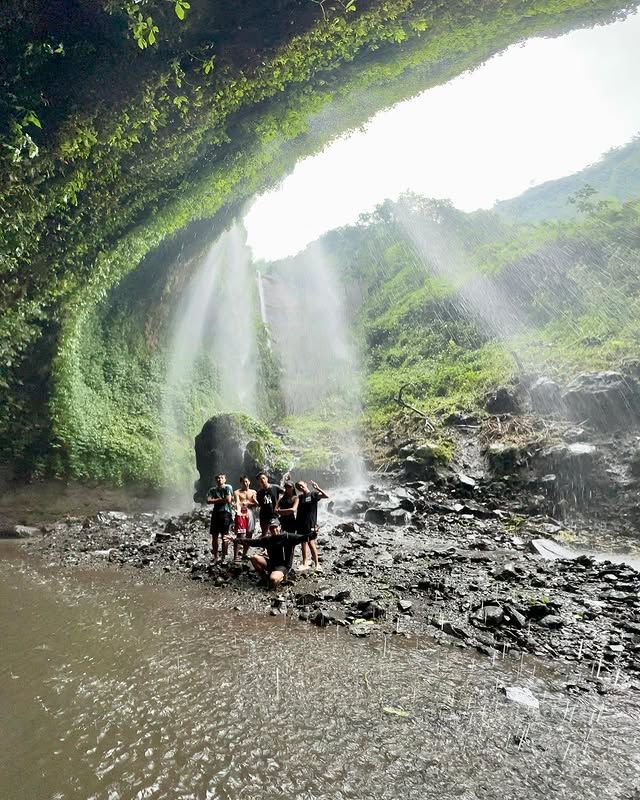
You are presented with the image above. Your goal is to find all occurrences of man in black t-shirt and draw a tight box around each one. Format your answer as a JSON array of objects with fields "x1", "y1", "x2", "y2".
[
  {"x1": 237, "y1": 517, "x2": 310, "y2": 588},
  {"x1": 255, "y1": 472, "x2": 284, "y2": 534},
  {"x1": 295, "y1": 479, "x2": 329, "y2": 571}
]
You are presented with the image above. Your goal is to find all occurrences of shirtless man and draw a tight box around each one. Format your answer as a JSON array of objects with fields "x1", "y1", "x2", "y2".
[{"x1": 233, "y1": 475, "x2": 258, "y2": 561}]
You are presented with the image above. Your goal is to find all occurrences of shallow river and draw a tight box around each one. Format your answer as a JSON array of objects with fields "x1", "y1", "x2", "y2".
[{"x1": 1, "y1": 544, "x2": 639, "y2": 800}]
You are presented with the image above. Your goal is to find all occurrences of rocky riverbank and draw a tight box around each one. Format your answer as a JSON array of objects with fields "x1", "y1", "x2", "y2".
[{"x1": 15, "y1": 471, "x2": 640, "y2": 694}]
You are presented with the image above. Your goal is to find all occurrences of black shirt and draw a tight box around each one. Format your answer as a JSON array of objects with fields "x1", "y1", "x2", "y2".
[
  {"x1": 256, "y1": 484, "x2": 284, "y2": 519},
  {"x1": 296, "y1": 491, "x2": 321, "y2": 534},
  {"x1": 244, "y1": 532, "x2": 308, "y2": 569},
  {"x1": 277, "y1": 494, "x2": 298, "y2": 532}
]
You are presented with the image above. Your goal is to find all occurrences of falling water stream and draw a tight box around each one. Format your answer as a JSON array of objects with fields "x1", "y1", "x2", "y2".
[
  {"x1": 162, "y1": 222, "x2": 259, "y2": 483},
  {"x1": 2, "y1": 545, "x2": 640, "y2": 800}
]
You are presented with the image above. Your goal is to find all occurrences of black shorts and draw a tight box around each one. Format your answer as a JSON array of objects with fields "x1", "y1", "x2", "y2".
[
  {"x1": 259, "y1": 512, "x2": 273, "y2": 529},
  {"x1": 298, "y1": 527, "x2": 318, "y2": 541},
  {"x1": 279, "y1": 518, "x2": 297, "y2": 534},
  {"x1": 210, "y1": 511, "x2": 232, "y2": 535},
  {"x1": 266, "y1": 561, "x2": 289, "y2": 577}
]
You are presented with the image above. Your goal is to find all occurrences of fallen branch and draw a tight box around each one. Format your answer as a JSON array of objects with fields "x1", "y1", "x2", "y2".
[{"x1": 395, "y1": 383, "x2": 435, "y2": 431}]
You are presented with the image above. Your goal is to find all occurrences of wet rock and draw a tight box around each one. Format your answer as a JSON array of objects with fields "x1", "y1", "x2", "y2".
[
  {"x1": 537, "y1": 442, "x2": 599, "y2": 480},
  {"x1": 503, "y1": 604, "x2": 527, "y2": 629},
  {"x1": 333, "y1": 521, "x2": 360, "y2": 535},
  {"x1": 453, "y1": 500, "x2": 493, "y2": 519},
  {"x1": 526, "y1": 603, "x2": 552, "y2": 621},
  {"x1": 414, "y1": 443, "x2": 438, "y2": 464},
  {"x1": 0, "y1": 522, "x2": 40, "y2": 539},
  {"x1": 562, "y1": 371, "x2": 640, "y2": 430},
  {"x1": 486, "y1": 386, "x2": 521, "y2": 415},
  {"x1": 472, "y1": 604, "x2": 504, "y2": 627},
  {"x1": 325, "y1": 608, "x2": 348, "y2": 625},
  {"x1": 358, "y1": 599, "x2": 386, "y2": 619},
  {"x1": 501, "y1": 686, "x2": 539, "y2": 710},
  {"x1": 310, "y1": 609, "x2": 331, "y2": 627},
  {"x1": 445, "y1": 412, "x2": 480, "y2": 427},
  {"x1": 364, "y1": 508, "x2": 388, "y2": 525},
  {"x1": 563, "y1": 427, "x2": 588, "y2": 443},
  {"x1": 537, "y1": 615, "x2": 564, "y2": 629},
  {"x1": 629, "y1": 449, "x2": 640, "y2": 478},
  {"x1": 454, "y1": 473, "x2": 477, "y2": 493},
  {"x1": 349, "y1": 623, "x2": 373, "y2": 637},
  {"x1": 323, "y1": 587, "x2": 351, "y2": 602},
  {"x1": 397, "y1": 600, "x2": 413, "y2": 613},
  {"x1": 485, "y1": 443, "x2": 526, "y2": 476},
  {"x1": 164, "y1": 518, "x2": 185, "y2": 534},
  {"x1": 396, "y1": 497, "x2": 416, "y2": 513},
  {"x1": 434, "y1": 619, "x2": 470, "y2": 640},
  {"x1": 494, "y1": 562, "x2": 519, "y2": 581},
  {"x1": 529, "y1": 377, "x2": 564, "y2": 415},
  {"x1": 527, "y1": 538, "x2": 574, "y2": 560},
  {"x1": 295, "y1": 590, "x2": 322, "y2": 605},
  {"x1": 388, "y1": 509, "x2": 411, "y2": 526}
]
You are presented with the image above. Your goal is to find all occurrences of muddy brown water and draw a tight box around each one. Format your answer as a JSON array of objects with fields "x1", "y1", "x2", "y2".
[{"x1": 1, "y1": 543, "x2": 640, "y2": 800}]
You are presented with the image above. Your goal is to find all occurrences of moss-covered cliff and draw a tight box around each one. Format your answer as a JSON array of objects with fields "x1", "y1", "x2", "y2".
[{"x1": 0, "y1": 0, "x2": 635, "y2": 485}]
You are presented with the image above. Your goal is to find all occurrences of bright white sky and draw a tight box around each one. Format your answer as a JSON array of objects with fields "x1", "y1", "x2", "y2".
[{"x1": 244, "y1": 10, "x2": 640, "y2": 262}]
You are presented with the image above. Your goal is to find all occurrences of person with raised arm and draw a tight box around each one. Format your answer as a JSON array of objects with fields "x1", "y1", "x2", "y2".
[{"x1": 295, "y1": 479, "x2": 329, "y2": 572}]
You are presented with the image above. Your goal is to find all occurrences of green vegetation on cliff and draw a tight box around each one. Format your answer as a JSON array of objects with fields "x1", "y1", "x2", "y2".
[
  {"x1": 270, "y1": 190, "x2": 640, "y2": 445},
  {"x1": 1, "y1": 0, "x2": 636, "y2": 484}
]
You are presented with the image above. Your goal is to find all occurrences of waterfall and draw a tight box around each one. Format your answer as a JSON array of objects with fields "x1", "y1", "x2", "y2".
[
  {"x1": 162, "y1": 222, "x2": 257, "y2": 487},
  {"x1": 256, "y1": 269, "x2": 271, "y2": 350},
  {"x1": 261, "y1": 239, "x2": 365, "y2": 485}
]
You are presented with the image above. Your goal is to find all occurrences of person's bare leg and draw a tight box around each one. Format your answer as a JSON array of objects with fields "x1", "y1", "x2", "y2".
[
  {"x1": 269, "y1": 570, "x2": 285, "y2": 588},
  {"x1": 300, "y1": 542, "x2": 310, "y2": 568},
  {"x1": 221, "y1": 535, "x2": 229, "y2": 562},
  {"x1": 250, "y1": 554, "x2": 268, "y2": 576},
  {"x1": 242, "y1": 532, "x2": 253, "y2": 558},
  {"x1": 309, "y1": 539, "x2": 320, "y2": 568},
  {"x1": 211, "y1": 533, "x2": 219, "y2": 562}
]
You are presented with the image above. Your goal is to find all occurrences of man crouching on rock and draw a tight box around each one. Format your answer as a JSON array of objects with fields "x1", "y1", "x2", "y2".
[{"x1": 235, "y1": 516, "x2": 310, "y2": 589}]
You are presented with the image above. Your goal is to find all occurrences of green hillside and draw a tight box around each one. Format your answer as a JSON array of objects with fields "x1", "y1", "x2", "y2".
[{"x1": 495, "y1": 135, "x2": 640, "y2": 223}]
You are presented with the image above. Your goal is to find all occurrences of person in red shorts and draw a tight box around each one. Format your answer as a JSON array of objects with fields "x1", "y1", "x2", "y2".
[{"x1": 233, "y1": 475, "x2": 258, "y2": 562}]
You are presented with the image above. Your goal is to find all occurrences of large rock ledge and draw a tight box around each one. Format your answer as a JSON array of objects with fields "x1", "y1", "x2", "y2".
[{"x1": 18, "y1": 477, "x2": 640, "y2": 694}]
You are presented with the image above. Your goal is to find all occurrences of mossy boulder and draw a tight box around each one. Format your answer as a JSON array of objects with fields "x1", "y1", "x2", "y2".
[{"x1": 193, "y1": 413, "x2": 290, "y2": 502}]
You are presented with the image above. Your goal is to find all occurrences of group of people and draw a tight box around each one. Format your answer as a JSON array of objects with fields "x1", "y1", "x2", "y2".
[{"x1": 206, "y1": 472, "x2": 329, "y2": 587}]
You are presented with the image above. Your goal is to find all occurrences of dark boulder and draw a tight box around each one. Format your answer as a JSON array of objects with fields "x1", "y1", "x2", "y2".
[
  {"x1": 537, "y1": 442, "x2": 599, "y2": 478},
  {"x1": 529, "y1": 377, "x2": 564, "y2": 415},
  {"x1": 486, "y1": 386, "x2": 521, "y2": 415},
  {"x1": 485, "y1": 443, "x2": 528, "y2": 476},
  {"x1": 562, "y1": 372, "x2": 640, "y2": 430},
  {"x1": 387, "y1": 508, "x2": 411, "y2": 526},
  {"x1": 472, "y1": 604, "x2": 504, "y2": 627},
  {"x1": 364, "y1": 508, "x2": 388, "y2": 525},
  {"x1": 193, "y1": 413, "x2": 289, "y2": 502}
]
